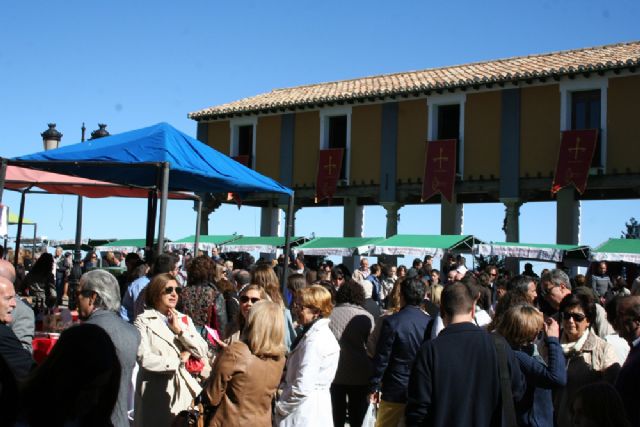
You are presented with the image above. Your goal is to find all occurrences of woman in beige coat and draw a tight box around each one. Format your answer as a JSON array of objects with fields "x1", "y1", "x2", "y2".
[
  {"x1": 134, "y1": 273, "x2": 209, "y2": 427},
  {"x1": 554, "y1": 293, "x2": 622, "y2": 427}
]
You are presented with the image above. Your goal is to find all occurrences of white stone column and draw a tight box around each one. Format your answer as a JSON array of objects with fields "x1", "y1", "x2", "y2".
[{"x1": 260, "y1": 204, "x2": 280, "y2": 261}]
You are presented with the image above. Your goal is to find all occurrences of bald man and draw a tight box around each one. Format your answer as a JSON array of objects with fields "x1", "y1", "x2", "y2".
[
  {"x1": 0, "y1": 277, "x2": 34, "y2": 380},
  {"x1": 0, "y1": 259, "x2": 35, "y2": 353}
]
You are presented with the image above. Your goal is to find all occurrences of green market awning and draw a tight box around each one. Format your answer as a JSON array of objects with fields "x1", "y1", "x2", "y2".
[
  {"x1": 220, "y1": 236, "x2": 305, "y2": 254},
  {"x1": 372, "y1": 234, "x2": 479, "y2": 258},
  {"x1": 295, "y1": 237, "x2": 385, "y2": 257},
  {"x1": 8, "y1": 212, "x2": 35, "y2": 225},
  {"x1": 473, "y1": 241, "x2": 590, "y2": 262},
  {"x1": 96, "y1": 238, "x2": 162, "y2": 253},
  {"x1": 166, "y1": 235, "x2": 240, "y2": 252},
  {"x1": 591, "y1": 239, "x2": 640, "y2": 264}
]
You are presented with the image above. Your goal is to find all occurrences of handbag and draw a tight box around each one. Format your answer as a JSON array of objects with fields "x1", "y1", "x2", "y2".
[
  {"x1": 172, "y1": 398, "x2": 205, "y2": 427},
  {"x1": 179, "y1": 315, "x2": 205, "y2": 375}
]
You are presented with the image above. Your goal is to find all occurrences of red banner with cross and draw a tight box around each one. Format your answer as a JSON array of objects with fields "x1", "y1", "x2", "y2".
[
  {"x1": 422, "y1": 139, "x2": 457, "y2": 203},
  {"x1": 315, "y1": 148, "x2": 344, "y2": 203},
  {"x1": 551, "y1": 129, "x2": 598, "y2": 195}
]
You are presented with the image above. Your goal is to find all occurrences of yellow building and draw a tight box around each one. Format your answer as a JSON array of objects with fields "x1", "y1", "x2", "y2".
[{"x1": 189, "y1": 41, "x2": 640, "y2": 247}]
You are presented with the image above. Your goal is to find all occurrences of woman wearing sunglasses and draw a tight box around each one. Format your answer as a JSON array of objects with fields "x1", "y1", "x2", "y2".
[
  {"x1": 275, "y1": 285, "x2": 340, "y2": 427},
  {"x1": 224, "y1": 284, "x2": 267, "y2": 344},
  {"x1": 206, "y1": 300, "x2": 286, "y2": 426},
  {"x1": 553, "y1": 293, "x2": 622, "y2": 427},
  {"x1": 133, "y1": 273, "x2": 209, "y2": 427}
]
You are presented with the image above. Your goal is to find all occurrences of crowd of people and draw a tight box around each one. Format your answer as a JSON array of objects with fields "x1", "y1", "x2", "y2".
[{"x1": 0, "y1": 246, "x2": 639, "y2": 427}]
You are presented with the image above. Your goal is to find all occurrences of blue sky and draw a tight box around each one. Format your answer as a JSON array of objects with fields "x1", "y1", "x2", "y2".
[{"x1": 1, "y1": 0, "x2": 638, "y2": 260}]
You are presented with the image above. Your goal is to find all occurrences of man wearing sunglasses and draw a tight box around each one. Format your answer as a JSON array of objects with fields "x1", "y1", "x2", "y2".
[
  {"x1": 78, "y1": 270, "x2": 140, "y2": 427},
  {"x1": 541, "y1": 269, "x2": 614, "y2": 338}
]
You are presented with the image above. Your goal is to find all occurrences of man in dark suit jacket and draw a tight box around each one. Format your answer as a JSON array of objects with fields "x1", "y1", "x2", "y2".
[
  {"x1": 0, "y1": 259, "x2": 35, "y2": 354},
  {"x1": 78, "y1": 270, "x2": 141, "y2": 427},
  {"x1": 0, "y1": 277, "x2": 34, "y2": 381},
  {"x1": 369, "y1": 277, "x2": 431, "y2": 426},
  {"x1": 614, "y1": 295, "x2": 640, "y2": 426},
  {"x1": 406, "y1": 282, "x2": 525, "y2": 427}
]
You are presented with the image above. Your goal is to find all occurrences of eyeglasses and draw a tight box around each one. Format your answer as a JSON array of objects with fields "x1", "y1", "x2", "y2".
[
  {"x1": 562, "y1": 312, "x2": 587, "y2": 323},
  {"x1": 163, "y1": 286, "x2": 182, "y2": 295},
  {"x1": 240, "y1": 295, "x2": 260, "y2": 304}
]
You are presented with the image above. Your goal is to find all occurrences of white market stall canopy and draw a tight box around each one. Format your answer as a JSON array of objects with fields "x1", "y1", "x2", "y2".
[
  {"x1": 165, "y1": 235, "x2": 240, "y2": 252},
  {"x1": 591, "y1": 239, "x2": 640, "y2": 264},
  {"x1": 220, "y1": 236, "x2": 306, "y2": 254},
  {"x1": 372, "y1": 234, "x2": 480, "y2": 258},
  {"x1": 295, "y1": 237, "x2": 385, "y2": 257},
  {"x1": 473, "y1": 241, "x2": 590, "y2": 263}
]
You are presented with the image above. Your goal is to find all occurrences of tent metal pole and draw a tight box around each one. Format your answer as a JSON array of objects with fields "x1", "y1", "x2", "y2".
[
  {"x1": 194, "y1": 197, "x2": 202, "y2": 256},
  {"x1": 32, "y1": 223, "x2": 37, "y2": 255},
  {"x1": 67, "y1": 194, "x2": 84, "y2": 310},
  {"x1": 156, "y1": 162, "x2": 169, "y2": 255},
  {"x1": 145, "y1": 191, "x2": 154, "y2": 253},
  {"x1": 281, "y1": 192, "x2": 295, "y2": 292},
  {"x1": 13, "y1": 190, "x2": 26, "y2": 267},
  {"x1": 0, "y1": 158, "x2": 7, "y2": 204}
]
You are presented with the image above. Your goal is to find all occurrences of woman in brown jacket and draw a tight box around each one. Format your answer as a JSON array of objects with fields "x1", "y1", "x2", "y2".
[{"x1": 206, "y1": 300, "x2": 286, "y2": 427}]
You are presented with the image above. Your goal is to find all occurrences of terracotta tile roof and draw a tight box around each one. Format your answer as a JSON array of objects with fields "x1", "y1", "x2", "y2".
[{"x1": 189, "y1": 41, "x2": 640, "y2": 121}]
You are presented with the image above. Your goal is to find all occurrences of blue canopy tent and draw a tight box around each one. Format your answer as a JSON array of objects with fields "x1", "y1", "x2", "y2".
[{"x1": 0, "y1": 122, "x2": 295, "y2": 259}]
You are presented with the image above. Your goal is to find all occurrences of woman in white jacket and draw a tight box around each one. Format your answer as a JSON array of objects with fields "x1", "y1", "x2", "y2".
[
  {"x1": 134, "y1": 273, "x2": 209, "y2": 427},
  {"x1": 275, "y1": 285, "x2": 340, "y2": 427}
]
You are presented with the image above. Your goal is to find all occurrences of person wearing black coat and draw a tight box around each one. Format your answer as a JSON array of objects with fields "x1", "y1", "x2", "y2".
[
  {"x1": 369, "y1": 277, "x2": 431, "y2": 426},
  {"x1": 406, "y1": 282, "x2": 525, "y2": 427},
  {"x1": 614, "y1": 296, "x2": 640, "y2": 426}
]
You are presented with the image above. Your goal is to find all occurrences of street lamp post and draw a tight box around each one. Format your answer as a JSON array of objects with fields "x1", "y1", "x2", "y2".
[
  {"x1": 56, "y1": 123, "x2": 110, "y2": 309},
  {"x1": 41, "y1": 123, "x2": 63, "y2": 151}
]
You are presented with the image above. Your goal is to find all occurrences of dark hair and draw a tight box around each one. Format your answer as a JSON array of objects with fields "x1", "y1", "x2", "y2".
[
  {"x1": 151, "y1": 253, "x2": 177, "y2": 276},
  {"x1": 187, "y1": 255, "x2": 214, "y2": 286},
  {"x1": 401, "y1": 277, "x2": 426, "y2": 306},
  {"x1": 559, "y1": 293, "x2": 596, "y2": 325},
  {"x1": 335, "y1": 280, "x2": 365, "y2": 306},
  {"x1": 145, "y1": 273, "x2": 177, "y2": 309},
  {"x1": 412, "y1": 258, "x2": 422, "y2": 268},
  {"x1": 287, "y1": 273, "x2": 306, "y2": 293},
  {"x1": 30, "y1": 252, "x2": 54, "y2": 277},
  {"x1": 488, "y1": 290, "x2": 531, "y2": 332},
  {"x1": 571, "y1": 382, "x2": 631, "y2": 427},
  {"x1": 317, "y1": 280, "x2": 336, "y2": 305},
  {"x1": 125, "y1": 252, "x2": 140, "y2": 263},
  {"x1": 508, "y1": 275, "x2": 535, "y2": 294},
  {"x1": 370, "y1": 264, "x2": 381, "y2": 275},
  {"x1": 441, "y1": 282, "x2": 474, "y2": 319},
  {"x1": 332, "y1": 264, "x2": 351, "y2": 280},
  {"x1": 21, "y1": 324, "x2": 121, "y2": 426}
]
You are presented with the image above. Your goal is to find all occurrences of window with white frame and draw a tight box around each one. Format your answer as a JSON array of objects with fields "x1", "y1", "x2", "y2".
[
  {"x1": 229, "y1": 117, "x2": 257, "y2": 169},
  {"x1": 427, "y1": 93, "x2": 466, "y2": 176},
  {"x1": 560, "y1": 77, "x2": 608, "y2": 170},
  {"x1": 320, "y1": 106, "x2": 352, "y2": 182}
]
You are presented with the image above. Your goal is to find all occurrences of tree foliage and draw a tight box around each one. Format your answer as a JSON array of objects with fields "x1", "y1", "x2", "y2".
[{"x1": 622, "y1": 217, "x2": 640, "y2": 239}]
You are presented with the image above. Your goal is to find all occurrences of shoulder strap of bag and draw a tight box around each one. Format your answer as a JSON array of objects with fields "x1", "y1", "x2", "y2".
[{"x1": 492, "y1": 333, "x2": 518, "y2": 427}]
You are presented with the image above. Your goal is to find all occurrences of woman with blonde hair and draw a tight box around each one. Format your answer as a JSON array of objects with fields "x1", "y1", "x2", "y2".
[
  {"x1": 275, "y1": 285, "x2": 340, "y2": 427},
  {"x1": 223, "y1": 284, "x2": 268, "y2": 344},
  {"x1": 206, "y1": 301, "x2": 286, "y2": 426},
  {"x1": 496, "y1": 304, "x2": 566, "y2": 427},
  {"x1": 251, "y1": 263, "x2": 297, "y2": 350}
]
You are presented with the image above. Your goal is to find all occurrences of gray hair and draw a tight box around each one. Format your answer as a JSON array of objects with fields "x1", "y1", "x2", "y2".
[
  {"x1": 508, "y1": 275, "x2": 535, "y2": 294},
  {"x1": 80, "y1": 270, "x2": 121, "y2": 312},
  {"x1": 540, "y1": 269, "x2": 571, "y2": 295}
]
